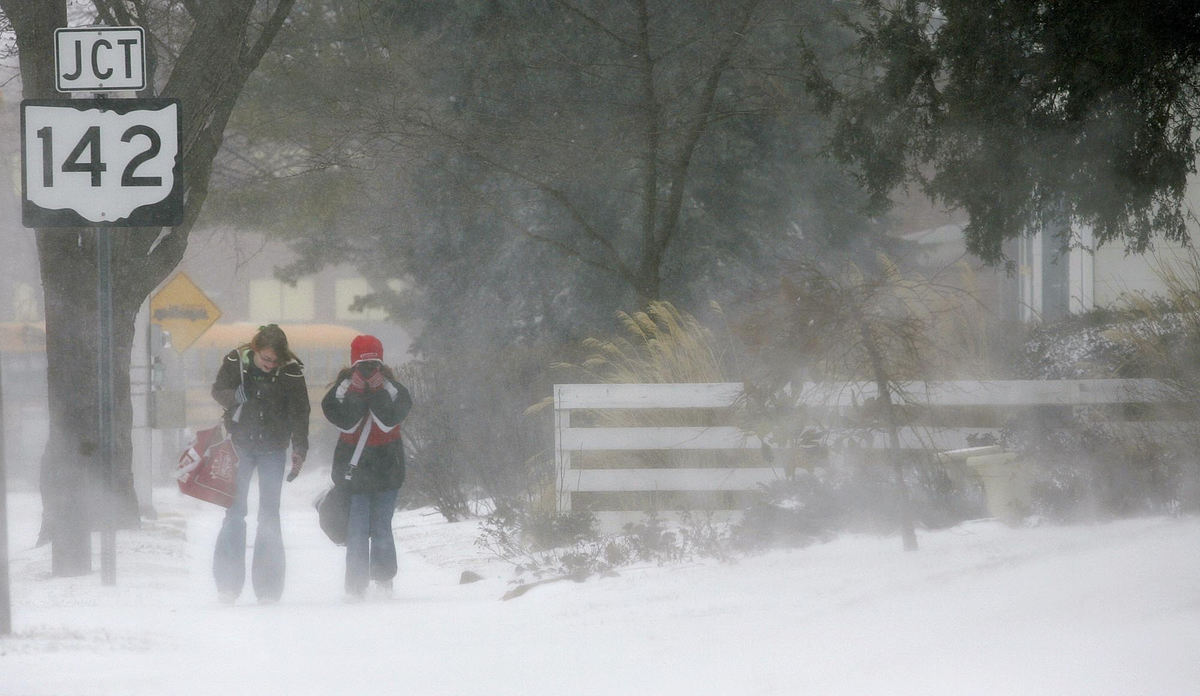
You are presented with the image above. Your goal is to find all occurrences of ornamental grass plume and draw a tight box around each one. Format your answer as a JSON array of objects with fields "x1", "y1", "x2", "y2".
[
  {"x1": 565, "y1": 301, "x2": 730, "y2": 385},
  {"x1": 527, "y1": 300, "x2": 742, "y2": 475}
]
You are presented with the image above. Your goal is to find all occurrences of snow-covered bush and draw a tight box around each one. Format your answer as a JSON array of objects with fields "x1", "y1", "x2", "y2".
[
  {"x1": 1002, "y1": 402, "x2": 1200, "y2": 520},
  {"x1": 733, "y1": 450, "x2": 987, "y2": 550},
  {"x1": 476, "y1": 504, "x2": 732, "y2": 581},
  {"x1": 733, "y1": 472, "x2": 840, "y2": 549},
  {"x1": 1008, "y1": 279, "x2": 1200, "y2": 519}
]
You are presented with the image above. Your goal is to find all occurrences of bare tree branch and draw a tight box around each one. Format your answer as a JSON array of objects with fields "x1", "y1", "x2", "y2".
[{"x1": 553, "y1": 0, "x2": 635, "y2": 50}]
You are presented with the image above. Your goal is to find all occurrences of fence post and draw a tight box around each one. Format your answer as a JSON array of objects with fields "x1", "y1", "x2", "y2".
[{"x1": 554, "y1": 385, "x2": 572, "y2": 513}]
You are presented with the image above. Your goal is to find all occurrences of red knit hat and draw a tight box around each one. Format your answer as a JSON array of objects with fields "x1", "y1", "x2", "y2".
[{"x1": 350, "y1": 334, "x2": 383, "y2": 365}]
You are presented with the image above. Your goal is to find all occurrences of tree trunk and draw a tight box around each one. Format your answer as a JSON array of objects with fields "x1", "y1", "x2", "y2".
[
  {"x1": 35, "y1": 231, "x2": 143, "y2": 573},
  {"x1": 859, "y1": 320, "x2": 918, "y2": 551},
  {"x1": 3, "y1": 0, "x2": 297, "y2": 575},
  {"x1": 630, "y1": 0, "x2": 759, "y2": 305}
]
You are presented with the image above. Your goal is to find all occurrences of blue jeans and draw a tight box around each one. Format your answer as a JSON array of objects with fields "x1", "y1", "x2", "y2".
[
  {"x1": 346, "y1": 488, "x2": 398, "y2": 595},
  {"x1": 213, "y1": 448, "x2": 285, "y2": 601}
]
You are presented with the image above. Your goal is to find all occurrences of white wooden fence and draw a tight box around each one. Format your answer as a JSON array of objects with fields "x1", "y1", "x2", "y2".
[{"x1": 553, "y1": 379, "x2": 1176, "y2": 526}]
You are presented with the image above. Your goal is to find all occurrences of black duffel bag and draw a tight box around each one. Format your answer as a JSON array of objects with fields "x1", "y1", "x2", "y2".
[{"x1": 315, "y1": 484, "x2": 350, "y2": 545}]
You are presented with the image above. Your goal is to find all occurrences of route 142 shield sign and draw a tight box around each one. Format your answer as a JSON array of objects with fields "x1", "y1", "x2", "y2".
[{"x1": 21, "y1": 98, "x2": 183, "y2": 228}]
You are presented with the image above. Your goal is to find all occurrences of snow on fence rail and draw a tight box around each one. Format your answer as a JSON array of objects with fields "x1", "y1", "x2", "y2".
[{"x1": 553, "y1": 379, "x2": 1176, "y2": 526}]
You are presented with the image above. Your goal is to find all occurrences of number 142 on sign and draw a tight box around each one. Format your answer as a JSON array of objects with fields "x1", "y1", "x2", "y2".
[{"x1": 20, "y1": 98, "x2": 182, "y2": 228}]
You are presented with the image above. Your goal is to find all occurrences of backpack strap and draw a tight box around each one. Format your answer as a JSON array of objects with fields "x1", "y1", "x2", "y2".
[{"x1": 343, "y1": 416, "x2": 372, "y2": 481}]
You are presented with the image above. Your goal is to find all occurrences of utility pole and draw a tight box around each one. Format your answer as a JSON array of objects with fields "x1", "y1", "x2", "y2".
[
  {"x1": 1, "y1": 356, "x2": 12, "y2": 634},
  {"x1": 98, "y1": 225, "x2": 116, "y2": 586}
]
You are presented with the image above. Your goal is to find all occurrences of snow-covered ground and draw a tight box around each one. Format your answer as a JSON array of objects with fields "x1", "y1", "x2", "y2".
[{"x1": 2, "y1": 472, "x2": 1199, "y2": 696}]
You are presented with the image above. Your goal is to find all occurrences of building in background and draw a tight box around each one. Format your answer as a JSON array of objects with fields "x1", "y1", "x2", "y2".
[
  {"x1": 1003, "y1": 217, "x2": 1197, "y2": 324},
  {"x1": 894, "y1": 179, "x2": 1200, "y2": 325}
]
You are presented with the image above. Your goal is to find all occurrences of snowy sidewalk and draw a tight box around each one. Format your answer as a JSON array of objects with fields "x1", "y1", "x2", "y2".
[{"x1": 3, "y1": 475, "x2": 1200, "y2": 696}]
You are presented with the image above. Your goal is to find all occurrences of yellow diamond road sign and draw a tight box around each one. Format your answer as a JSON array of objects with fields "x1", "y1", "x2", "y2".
[{"x1": 150, "y1": 272, "x2": 221, "y2": 352}]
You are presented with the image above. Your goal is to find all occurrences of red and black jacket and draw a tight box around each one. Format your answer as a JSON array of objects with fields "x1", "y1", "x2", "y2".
[{"x1": 321, "y1": 369, "x2": 413, "y2": 493}]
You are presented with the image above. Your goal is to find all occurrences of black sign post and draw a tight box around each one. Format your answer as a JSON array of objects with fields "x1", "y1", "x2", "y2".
[
  {"x1": 98, "y1": 228, "x2": 116, "y2": 586},
  {"x1": 0, "y1": 357, "x2": 10, "y2": 633}
]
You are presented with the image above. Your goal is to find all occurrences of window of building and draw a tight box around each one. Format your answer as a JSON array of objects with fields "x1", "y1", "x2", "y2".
[{"x1": 249, "y1": 277, "x2": 315, "y2": 322}]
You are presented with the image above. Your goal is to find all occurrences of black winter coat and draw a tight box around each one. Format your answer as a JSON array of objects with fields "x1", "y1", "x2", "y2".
[
  {"x1": 322, "y1": 372, "x2": 413, "y2": 494},
  {"x1": 212, "y1": 348, "x2": 310, "y2": 456}
]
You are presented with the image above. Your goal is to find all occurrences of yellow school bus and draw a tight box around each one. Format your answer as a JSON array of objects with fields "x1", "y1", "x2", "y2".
[{"x1": 182, "y1": 322, "x2": 364, "y2": 428}]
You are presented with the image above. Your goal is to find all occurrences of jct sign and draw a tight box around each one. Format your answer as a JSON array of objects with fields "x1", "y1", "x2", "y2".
[
  {"x1": 55, "y1": 26, "x2": 146, "y2": 92},
  {"x1": 21, "y1": 98, "x2": 183, "y2": 227}
]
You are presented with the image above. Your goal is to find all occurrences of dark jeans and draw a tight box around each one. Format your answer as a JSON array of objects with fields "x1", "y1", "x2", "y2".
[
  {"x1": 213, "y1": 448, "x2": 285, "y2": 601},
  {"x1": 345, "y1": 488, "x2": 399, "y2": 595}
]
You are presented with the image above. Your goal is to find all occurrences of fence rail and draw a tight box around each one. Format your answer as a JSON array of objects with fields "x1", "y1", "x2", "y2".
[{"x1": 553, "y1": 379, "x2": 1179, "y2": 526}]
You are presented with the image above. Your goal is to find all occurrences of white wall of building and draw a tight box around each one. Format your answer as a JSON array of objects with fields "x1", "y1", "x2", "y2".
[{"x1": 1092, "y1": 242, "x2": 1192, "y2": 307}]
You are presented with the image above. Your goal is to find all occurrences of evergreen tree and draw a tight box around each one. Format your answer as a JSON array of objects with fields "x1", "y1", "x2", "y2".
[{"x1": 830, "y1": 0, "x2": 1200, "y2": 263}]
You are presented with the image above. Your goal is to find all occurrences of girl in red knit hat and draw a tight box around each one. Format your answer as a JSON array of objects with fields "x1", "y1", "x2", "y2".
[{"x1": 321, "y1": 335, "x2": 413, "y2": 600}]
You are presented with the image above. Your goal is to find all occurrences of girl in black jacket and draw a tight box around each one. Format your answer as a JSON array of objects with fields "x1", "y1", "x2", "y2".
[
  {"x1": 322, "y1": 335, "x2": 413, "y2": 600},
  {"x1": 209, "y1": 324, "x2": 310, "y2": 604}
]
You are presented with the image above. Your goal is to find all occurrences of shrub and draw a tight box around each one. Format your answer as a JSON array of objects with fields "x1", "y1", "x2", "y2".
[
  {"x1": 733, "y1": 473, "x2": 839, "y2": 550},
  {"x1": 476, "y1": 503, "x2": 734, "y2": 581}
]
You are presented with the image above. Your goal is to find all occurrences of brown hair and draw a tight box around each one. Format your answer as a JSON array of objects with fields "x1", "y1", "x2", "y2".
[{"x1": 248, "y1": 324, "x2": 298, "y2": 363}]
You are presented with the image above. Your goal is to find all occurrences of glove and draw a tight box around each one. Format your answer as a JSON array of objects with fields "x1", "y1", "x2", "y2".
[
  {"x1": 348, "y1": 370, "x2": 367, "y2": 393},
  {"x1": 286, "y1": 451, "x2": 304, "y2": 482},
  {"x1": 354, "y1": 361, "x2": 384, "y2": 390}
]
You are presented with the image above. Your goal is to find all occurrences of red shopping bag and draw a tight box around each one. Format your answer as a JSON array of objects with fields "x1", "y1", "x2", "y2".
[{"x1": 177, "y1": 425, "x2": 239, "y2": 507}]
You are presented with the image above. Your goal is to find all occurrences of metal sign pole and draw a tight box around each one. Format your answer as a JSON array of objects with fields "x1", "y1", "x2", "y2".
[
  {"x1": 98, "y1": 227, "x2": 116, "y2": 586},
  {"x1": 0, "y1": 352, "x2": 11, "y2": 633}
]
